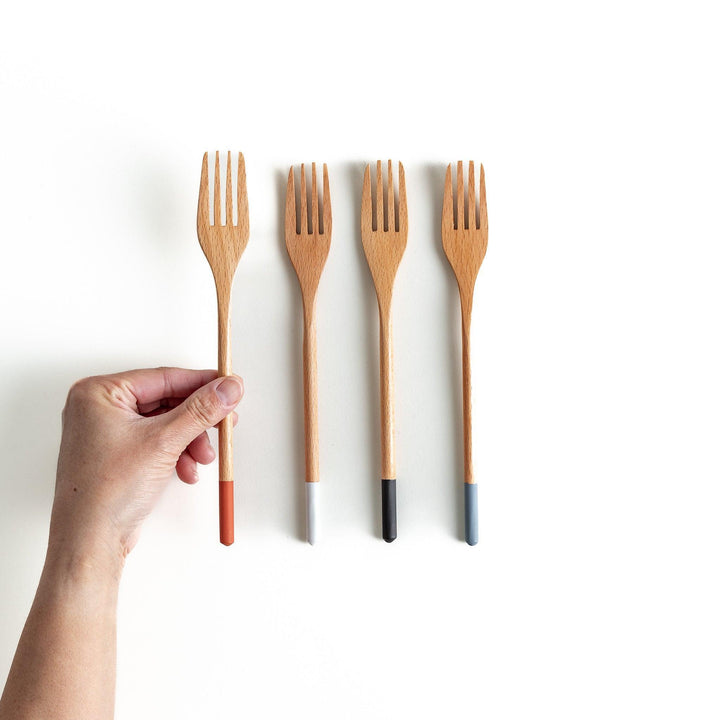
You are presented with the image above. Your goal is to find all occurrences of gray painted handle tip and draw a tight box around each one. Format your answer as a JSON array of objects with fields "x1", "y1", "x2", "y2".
[{"x1": 464, "y1": 483, "x2": 478, "y2": 546}]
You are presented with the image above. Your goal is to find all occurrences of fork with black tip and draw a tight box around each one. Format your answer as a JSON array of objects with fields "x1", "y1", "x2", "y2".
[{"x1": 360, "y1": 160, "x2": 408, "y2": 542}]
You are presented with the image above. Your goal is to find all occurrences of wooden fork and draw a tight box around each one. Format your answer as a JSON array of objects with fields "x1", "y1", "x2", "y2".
[
  {"x1": 442, "y1": 161, "x2": 488, "y2": 546},
  {"x1": 285, "y1": 163, "x2": 332, "y2": 545},
  {"x1": 197, "y1": 151, "x2": 249, "y2": 546},
  {"x1": 361, "y1": 160, "x2": 408, "y2": 542}
]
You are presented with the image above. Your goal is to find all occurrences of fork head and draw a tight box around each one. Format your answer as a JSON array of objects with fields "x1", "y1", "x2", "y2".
[
  {"x1": 197, "y1": 151, "x2": 250, "y2": 282},
  {"x1": 360, "y1": 160, "x2": 408, "y2": 304},
  {"x1": 441, "y1": 161, "x2": 488, "y2": 295},
  {"x1": 285, "y1": 163, "x2": 332, "y2": 300}
]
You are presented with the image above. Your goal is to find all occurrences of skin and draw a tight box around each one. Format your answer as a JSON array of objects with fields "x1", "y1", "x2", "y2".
[{"x1": 0, "y1": 367, "x2": 244, "y2": 720}]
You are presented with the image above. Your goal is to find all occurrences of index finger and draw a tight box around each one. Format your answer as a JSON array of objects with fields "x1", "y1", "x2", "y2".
[{"x1": 109, "y1": 367, "x2": 219, "y2": 407}]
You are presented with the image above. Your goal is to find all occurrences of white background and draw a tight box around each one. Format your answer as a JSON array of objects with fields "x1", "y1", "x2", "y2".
[{"x1": 1, "y1": 1, "x2": 719, "y2": 718}]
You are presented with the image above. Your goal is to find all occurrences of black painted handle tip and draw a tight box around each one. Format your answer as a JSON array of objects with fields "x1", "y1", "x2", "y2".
[{"x1": 381, "y1": 479, "x2": 397, "y2": 542}]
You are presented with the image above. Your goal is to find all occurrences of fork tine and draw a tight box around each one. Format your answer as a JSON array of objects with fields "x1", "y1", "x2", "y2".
[
  {"x1": 198, "y1": 152, "x2": 209, "y2": 225},
  {"x1": 397, "y1": 162, "x2": 407, "y2": 234},
  {"x1": 322, "y1": 164, "x2": 331, "y2": 236},
  {"x1": 443, "y1": 163, "x2": 453, "y2": 227},
  {"x1": 237, "y1": 152, "x2": 248, "y2": 230},
  {"x1": 376, "y1": 160, "x2": 384, "y2": 232},
  {"x1": 286, "y1": 166, "x2": 296, "y2": 234},
  {"x1": 362, "y1": 164, "x2": 372, "y2": 231},
  {"x1": 300, "y1": 164, "x2": 308, "y2": 234},
  {"x1": 468, "y1": 161, "x2": 476, "y2": 230},
  {"x1": 311, "y1": 163, "x2": 318, "y2": 235},
  {"x1": 479, "y1": 163, "x2": 488, "y2": 233},
  {"x1": 225, "y1": 152, "x2": 233, "y2": 226},
  {"x1": 456, "y1": 161, "x2": 464, "y2": 230},
  {"x1": 387, "y1": 160, "x2": 395, "y2": 232},
  {"x1": 213, "y1": 151, "x2": 222, "y2": 226}
]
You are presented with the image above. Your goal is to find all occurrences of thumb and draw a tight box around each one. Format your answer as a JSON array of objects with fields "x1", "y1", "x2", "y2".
[{"x1": 158, "y1": 375, "x2": 244, "y2": 454}]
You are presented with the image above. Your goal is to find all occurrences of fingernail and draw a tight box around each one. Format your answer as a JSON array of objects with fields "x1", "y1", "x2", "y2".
[{"x1": 215, "y1": 377, "x2": 243, "y2": 406}]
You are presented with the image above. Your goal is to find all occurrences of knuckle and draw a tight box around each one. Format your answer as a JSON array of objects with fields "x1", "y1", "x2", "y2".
[
  {"x1": 62, "y1": 376, "x2": 103, "y2": 427},
  {"x1": 65, "y1": 376, "x2": 97, "y2": 408},
  {"x1": 154, "y1": 366, "x2": 173, "y2": 395}
]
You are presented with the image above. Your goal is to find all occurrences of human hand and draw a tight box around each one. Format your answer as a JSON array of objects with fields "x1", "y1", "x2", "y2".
[{"x1": 49, "y1": 367, "x2": 244, "y2": 571}]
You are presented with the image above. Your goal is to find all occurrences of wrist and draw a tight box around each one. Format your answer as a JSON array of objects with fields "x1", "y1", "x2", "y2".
[
  {"x1": 34, "y1": 541, "x2": 122, "y2": 631},
  {"x1": 46, "y1": 527, "x2": 126, "y2": 588}
]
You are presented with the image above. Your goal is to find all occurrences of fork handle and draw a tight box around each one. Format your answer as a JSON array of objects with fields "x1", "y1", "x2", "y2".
[
  {"x1": 217, "y1": 292, "x2": 234, "y2": 546},
  {"x1": 461, "y1": 300, "x2": 477, "y2": 546},
  {"x1": 303, "y1": 305, "x2": 320, "y2": 544},
  {"x1": 379, "y1": 308, "x2": 396, "y2": 480},
  {"x1": 379, "y1": 307, "x2": 397, "y2": 542}
]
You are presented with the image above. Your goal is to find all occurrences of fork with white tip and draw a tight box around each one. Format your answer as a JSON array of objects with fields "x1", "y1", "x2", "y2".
[{"x1": 285, "y1": 163, "x2": 332, "y2": 545}]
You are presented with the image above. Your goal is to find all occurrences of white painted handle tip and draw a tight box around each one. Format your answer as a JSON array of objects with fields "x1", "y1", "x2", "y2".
[{"x1": 306, "y1": 482, "x2": 318, "y2": 545}]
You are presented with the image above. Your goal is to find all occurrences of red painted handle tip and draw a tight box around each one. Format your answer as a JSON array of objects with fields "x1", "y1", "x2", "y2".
[{"x1": 219, "y1": 481, "x2": 234, "y2": 546}]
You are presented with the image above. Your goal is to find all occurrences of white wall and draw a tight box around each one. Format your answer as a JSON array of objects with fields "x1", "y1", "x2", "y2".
[{"x1": 1, "y1": 2, "x2": 719, "y2": 718}]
